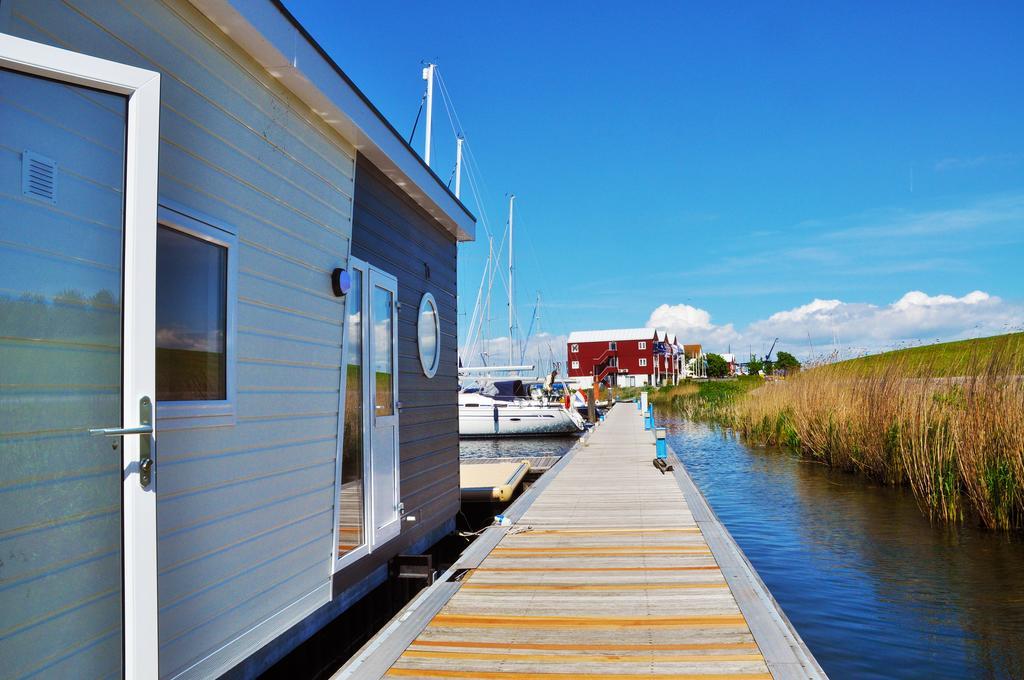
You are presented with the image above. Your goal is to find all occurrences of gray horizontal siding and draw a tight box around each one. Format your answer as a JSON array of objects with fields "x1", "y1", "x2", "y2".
[
  {"x1": 5, "y1": 0, "x2": 355, "y2": 677},
  {"x1": 350, "y1": 155, "x2": 460, "y2": 548}
]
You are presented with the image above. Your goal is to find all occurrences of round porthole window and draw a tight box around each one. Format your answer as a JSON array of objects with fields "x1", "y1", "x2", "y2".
[{"x1": 417, "y1": 292, "x2": 440, "y2": 378}]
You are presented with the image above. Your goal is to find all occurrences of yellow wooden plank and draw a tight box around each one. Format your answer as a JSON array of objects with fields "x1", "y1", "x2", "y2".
[
  {"x1": 409, "y1": 640, "x2": 761, "y2": 652},
  {"x1": 490, "y1": 548, "x2": 712, "y2": 557},
  {"x1": 402, "y1": 650, "x2": 765, "y2": 663},
  {"x1": 430, "y1": 614, "x2": 749, "y2": 629},
  {"x1": 493, "y1": 545, "x2": 706, "y2": 552},
  {"x1": 475, "y1": 566, "x2": 720, "y2": 573},
  {"x1": 460, "y1": 582, "x2": 728, "y2": 591},
  {"x1": 386, "y1": 669, "x2": 773, "y2": 679},
  {"x1": 522, "y1": 528, "x2": 702, "y2": 535}
]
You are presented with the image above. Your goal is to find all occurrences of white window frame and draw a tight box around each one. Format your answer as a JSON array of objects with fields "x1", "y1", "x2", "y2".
[
  {"x1": 639, "y1": 357, "x2": 648, "y2": 367},
  {"x1": 154, "y1": 201, "x2": 238, "y2": 429},
  {"x1": 417, "y1": 291, "x2": 441, "y2": 378},
  {"x1": 571, "y1": 360, "x2": 579, "y2": 370},
  {"x1": 609, "y1": 341, "x2": 617, "y2": 350},
  {"x1": 638, "y1": 341, "x2": 647, "y2": 350},
  {"x1": 0, "y1": 33, "x2": 162, "y2": 679},
  {"x1": 570, "y1": 343, "x2": 579, "y2": 353}
]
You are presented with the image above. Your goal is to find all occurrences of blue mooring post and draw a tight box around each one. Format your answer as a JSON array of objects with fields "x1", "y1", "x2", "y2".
[
  {"x1": 655, "y1": 427, "x2": 667, "y2": 459},
  {"x1": 644, "y1": 405, "x2": 653, "y2": 430}
]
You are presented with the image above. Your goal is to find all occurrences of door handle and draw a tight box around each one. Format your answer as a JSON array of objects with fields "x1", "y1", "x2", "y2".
[
  {"x1": 89, "y1": 396, "x2": 154, "y2": 488},
  {"x1": 89, "y1": 425, "x2": 153, "y2": 437}
]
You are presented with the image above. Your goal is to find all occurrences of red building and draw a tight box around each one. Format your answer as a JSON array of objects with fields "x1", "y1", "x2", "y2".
[{"x1": 567, "y1": 328, "x2": 682, "y2": 387}]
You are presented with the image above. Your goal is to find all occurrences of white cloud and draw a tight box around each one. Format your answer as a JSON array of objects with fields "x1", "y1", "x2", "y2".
[
  {"x1": 648, "y1": 290, "x2": 1023, "y2": 358},
  {"x1": 762, "y1": 298, "x2": 842, "y2": 323},
  {"x1": 156, "y1": 326, "x2": 222, "y2": 352},
  {"x1": 822, "y1": 193, "x2": 1024, "y2": 241},
  {"x1": 890, "y1": 290, "x2": 989, "y2": 310},
  {"x1": 934, "y1": 153, "x2": 1022, "y2": 172},
  {"x1": 646, "y1": 303, "x2": 740, "y2": 349}
]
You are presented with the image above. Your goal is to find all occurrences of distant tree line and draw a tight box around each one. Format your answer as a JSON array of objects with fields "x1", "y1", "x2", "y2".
[{"x1": 703, "y1": 350, "x2": 801, "y2": 378}]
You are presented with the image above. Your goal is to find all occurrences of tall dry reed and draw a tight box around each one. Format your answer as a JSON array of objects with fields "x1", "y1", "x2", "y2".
[{"x1": 727, "y1": 336, "x2": 1024, "y2": 529}]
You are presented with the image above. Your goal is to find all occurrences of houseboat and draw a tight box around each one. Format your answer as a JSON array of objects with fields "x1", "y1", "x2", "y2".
[{"x1": 0, "y1": 1, "x2": 474, "y2": 678}]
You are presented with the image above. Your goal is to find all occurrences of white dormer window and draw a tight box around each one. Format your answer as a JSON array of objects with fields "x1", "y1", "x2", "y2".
[
  {"x1": 638, "y1": 341, "x2": 647, "y2": 350},
  {"x1": 570, "y1": 343, "x2": 579, "y2": 353},
  {"x1": 639, "y1": 358, "x2": 648, "y2": 367},
  {"x1": 571, "y1": 360, "x2": 579, "y2": 369}
]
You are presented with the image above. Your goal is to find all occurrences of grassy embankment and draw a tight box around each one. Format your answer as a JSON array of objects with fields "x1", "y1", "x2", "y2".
[{"x1": 653, "y1": 333, "x2": 1024, "y2": 530}]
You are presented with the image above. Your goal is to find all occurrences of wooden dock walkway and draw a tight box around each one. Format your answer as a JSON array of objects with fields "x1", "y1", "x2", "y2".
[{"x1": 337, "y1": 404, "x2": 825, "y2": 679}]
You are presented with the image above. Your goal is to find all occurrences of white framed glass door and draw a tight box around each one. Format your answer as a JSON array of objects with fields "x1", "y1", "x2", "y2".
[
  {"x1": 332, "y1": 259, "x2": 401, "y2": 567},
  {"x1": 368, "y1": 267, "x2": 401, "y2": 545},
  {"x1": 334, "y1": 260, "x2": 370, "y2": 569},
  {"x1": 0, "y1": 35, "x2": 160, "y2": 679}
]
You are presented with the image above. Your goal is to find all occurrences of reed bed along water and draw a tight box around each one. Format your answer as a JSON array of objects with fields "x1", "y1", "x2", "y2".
[{"x1": 654, "y1": 334, "x2": 1024, "y2": 530}]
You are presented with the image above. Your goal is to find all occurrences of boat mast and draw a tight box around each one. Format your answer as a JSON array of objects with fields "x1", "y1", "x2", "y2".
[
  {"x1": 507, "y1": 194, "x2": 515, "y2": 365},
  {"x1": 484, "y1": 236, "x2": 493, "y2": 363},
  {"x1": 422, "y1": 63, "x2": 435, "y2": 166},
  {"x1": 454, "y1": 135, "x2": 463, "y2": 199}
]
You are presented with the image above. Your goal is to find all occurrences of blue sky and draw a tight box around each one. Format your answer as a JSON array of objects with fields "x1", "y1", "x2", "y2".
[{"x1": 287, "y1": 1, "x2": 1024, "y2": 360}]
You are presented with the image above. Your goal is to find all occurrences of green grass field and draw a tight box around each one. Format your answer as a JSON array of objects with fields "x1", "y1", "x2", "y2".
[{"x1": 828, "y1": 332, "x2": 1024, "y2": 376}]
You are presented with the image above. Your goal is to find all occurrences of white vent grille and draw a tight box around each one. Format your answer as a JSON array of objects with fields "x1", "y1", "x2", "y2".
[{"x1": 22, "y1": 151, "x2": 57, "y2": 204}]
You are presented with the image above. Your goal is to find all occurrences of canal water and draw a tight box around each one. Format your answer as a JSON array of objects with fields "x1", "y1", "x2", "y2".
[
  {"x1": 459, "y1": 435, "x2": 579, "y2": 460},
  {"x1": 661, "y1": 414, "x2": 1024, "y2": 679}
]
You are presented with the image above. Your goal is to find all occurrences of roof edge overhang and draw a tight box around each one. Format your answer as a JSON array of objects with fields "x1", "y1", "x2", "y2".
[{"x1": 188, "y1": 0, "x2": 476, "y2": 242}]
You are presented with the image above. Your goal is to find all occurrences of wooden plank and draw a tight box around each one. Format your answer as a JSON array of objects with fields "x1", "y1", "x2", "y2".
[
  {"x1": 429, "y1": 614, "x2": 749, "y2": 629},
  {"x1": 401, "y1": 649, "x2": 765, "y2": 663},
  {"x1": 408, "y1": 641, "x2": 761, "y2": 652},
  {"x1": 386, "y1": 671, "x2": 773, "y2": 680},
  {"x1": 474, "y1": 566, "x2": 721, "y2": 573},
  {"x1": 459, "y1": 583, "x2": 728, "y2": 591}
]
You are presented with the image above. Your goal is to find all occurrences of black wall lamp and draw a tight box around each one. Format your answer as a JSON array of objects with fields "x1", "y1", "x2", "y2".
[{"x1": 331, "y1": 268, "x2": 351, "y2": 297}]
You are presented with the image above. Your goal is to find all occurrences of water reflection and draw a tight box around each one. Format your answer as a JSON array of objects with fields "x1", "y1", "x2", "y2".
[
  {"x1": 459, "y1": 435, "x2": 577, "y2": 461},
  {"x1": 662, "y1": 415, "x2": 1024, "y2": 679}
]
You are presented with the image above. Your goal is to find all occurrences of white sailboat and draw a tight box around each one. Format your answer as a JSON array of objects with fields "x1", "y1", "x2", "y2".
[{"x1": 458, "y1": 367, "x2": 585, "y2": 438}]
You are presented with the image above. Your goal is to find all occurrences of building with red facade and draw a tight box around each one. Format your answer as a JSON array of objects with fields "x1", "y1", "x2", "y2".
[{"x1": 567, "y1": 328, "x2": 703, "y2": 387}]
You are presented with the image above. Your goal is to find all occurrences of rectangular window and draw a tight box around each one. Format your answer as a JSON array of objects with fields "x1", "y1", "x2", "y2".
[
  {"x1": 155, "y1": 203, "x2": 236, "y2": 428},
  {"x1": 571, "y1": 360, "x2": 579, "y2": 369},
  {"x1": 570, "y1": 343, "x2": 579, "y2": 353},
  {"x1": 609, "y1": 341, "x2": 617, "y2": 350},
  {"x1": 372, "y1": 284, "x2": 395, "y2": 417},
  {"x1": 639, "y1": 358, "x2": 648, "y2": 367},
  {"x1": 157, "y1": 227, "x2": 226, "y2": 400},
  {"x1": 638, "y1": 341, "x2": 647, "y2": 350},
  {"x1": 338, "y1": 267, "x2": 365, "y2": 559}
]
